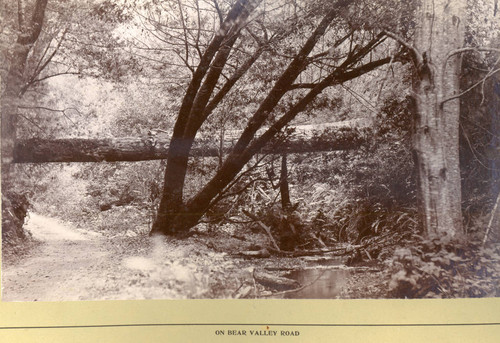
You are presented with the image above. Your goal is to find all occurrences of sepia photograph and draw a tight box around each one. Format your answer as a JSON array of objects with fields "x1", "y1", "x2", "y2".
[{"x1": 1, "y1": 0, "x2": 499, "y2": 304}]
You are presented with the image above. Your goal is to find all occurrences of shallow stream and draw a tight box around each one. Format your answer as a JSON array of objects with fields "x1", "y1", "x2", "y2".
[
  {"x1": 265, "y1": 256, "x2": 353, "y2": 299},
  {"x1": 282, "y1": 267, "x2": 351, "y2": 298}
]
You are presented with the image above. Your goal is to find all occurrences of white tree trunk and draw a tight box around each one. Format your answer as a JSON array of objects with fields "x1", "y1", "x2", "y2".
[{"x1": 413, "y1": 0, "x2": 465, "y2": 236}]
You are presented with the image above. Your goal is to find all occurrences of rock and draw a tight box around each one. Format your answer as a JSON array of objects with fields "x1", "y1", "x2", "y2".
[
  {"x1": 239, "y1": 248, "x2": 270, "y2": 258},
  {"x1": 125, "y1": 230, "x2": 138, "y2": 237},
  {"x1": 253, "y1": 270, "x2": 301, "y2": 291}
]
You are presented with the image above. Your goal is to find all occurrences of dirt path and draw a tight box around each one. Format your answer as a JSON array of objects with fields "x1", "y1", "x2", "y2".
[
  {"x1": 2, "y1": 213, "x2": 381, "y2": 300},
  {"x1": 2, "y1": 213, "x2": 234, "y2": 301}
]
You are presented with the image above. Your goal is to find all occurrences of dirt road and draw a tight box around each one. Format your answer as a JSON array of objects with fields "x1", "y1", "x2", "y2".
[
  {"x1": 2, "y1": 213, "x2": 233, "y2": 301},
  {"x1": 2, "y1": 213, "x2": 375, "y2": 300}
]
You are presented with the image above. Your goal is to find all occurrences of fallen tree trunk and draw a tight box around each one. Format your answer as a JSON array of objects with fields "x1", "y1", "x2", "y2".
[{"x1": 13, "y1": 126, "x2": 368, "y2": 163}]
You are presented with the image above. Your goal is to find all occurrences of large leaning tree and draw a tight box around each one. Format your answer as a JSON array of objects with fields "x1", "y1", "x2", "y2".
[{"x1": 146, "y1": 0, "x2": 401, "y2": 235}]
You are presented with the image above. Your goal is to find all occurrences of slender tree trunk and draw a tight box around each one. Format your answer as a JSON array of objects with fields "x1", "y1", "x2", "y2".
[
  {"x1": 412, "y1": 0, "x2": 465, "y2": 236},
  {"x1": 2, "y1": 55, "x2": 27, "y2": 239},
  {"x1": 2, "y1": 0, "x2": 49, "y2": 240},
  {"x1": 483, "y1": 190, "x2": 500, "y2": 246},
  {"x1": 1, "y1": 50, "x2": 26, "y2": 172},
  {"x1": 280, "y1": 153, "x2": 291, "y2": 210},
  {"x1": 490, "y1": 72, "x2": 500, "y2": 201}
]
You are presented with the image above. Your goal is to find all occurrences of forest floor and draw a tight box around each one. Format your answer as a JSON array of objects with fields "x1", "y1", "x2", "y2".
[{"x1": 2, "y1": 213, "x2": 387, "y2": 301}]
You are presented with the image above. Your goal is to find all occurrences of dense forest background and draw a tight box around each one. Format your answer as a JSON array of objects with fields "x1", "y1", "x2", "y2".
[{"x1": 1, "y1": 0, "x2": 500, "y2": 299}]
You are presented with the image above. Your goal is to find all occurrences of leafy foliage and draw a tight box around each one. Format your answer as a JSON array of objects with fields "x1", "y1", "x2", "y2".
[
  {"x1": 1, "y1": 190, "x2": 31, "y2": 245},
  {"x1": 388, "y1": 234, "x2": 500, "y2": 298},
  {"x1": 459, "y1": 51, "x2": 500, "y2": 230}
]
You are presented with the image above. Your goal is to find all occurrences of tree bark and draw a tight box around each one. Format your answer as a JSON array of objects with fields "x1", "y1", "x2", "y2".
[
  {"x1": 1, "y1": 0, "x2": 49, "y2": 241},
  {"x1": 1, "y1": 0, "x2": 49, "y2": 168},
  {"x1": 412, "y1": 0, "x2": 465, "y2": 236},
  {"x1": 12, "y1": 126, "x2": 367, "y2": 163}
]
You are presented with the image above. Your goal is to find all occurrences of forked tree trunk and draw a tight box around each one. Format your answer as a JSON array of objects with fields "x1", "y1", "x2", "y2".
[
  {"x1": 165, "y1": 64, "x2": 386, "y2": 235},
  {"x1": 151, "y1": 3, "x2": 345, "y2": 235},
  {"x1": 151, "y1": 0, "x2": 259, "y2": 235},
  {"x1": 412, "y1": 0, "x2": 465, "y2": 236},
  {"x1": 151, "y1": 0, "x2": 387, "y2": 235}
]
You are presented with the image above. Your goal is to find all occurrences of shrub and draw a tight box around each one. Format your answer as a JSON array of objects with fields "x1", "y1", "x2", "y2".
[
  {"x1": 2, "y1": 190, "x2": 31, "y2": 245},
  {"x1": 387, "y1": 233, "x2": 500, "y2": 298}
]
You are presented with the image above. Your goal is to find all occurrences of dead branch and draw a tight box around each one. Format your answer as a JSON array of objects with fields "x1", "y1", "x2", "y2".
[
  {"x1": 483, "y1": 190, "x2": 500, "y2": 246},
  {"x1": 242, "y1": 209, "x2": 281, "y2": 251},
  {"x1": 267, "y1": 231, "x2": 397, "y2": 257},
  {"x1": 441, "y1": 67, "x2": 500, "y2": 107}
]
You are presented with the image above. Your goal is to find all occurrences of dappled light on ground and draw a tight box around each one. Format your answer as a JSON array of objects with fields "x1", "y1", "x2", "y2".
[
  {"x1": 2, "y1": 213, "x2": 382, "y2": 301},
  {"x1": 24, "y1": 213, "x2": 91, "y2": 241}
]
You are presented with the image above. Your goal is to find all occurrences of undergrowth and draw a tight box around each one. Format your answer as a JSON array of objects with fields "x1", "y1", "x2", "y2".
[{"x1": 387, "y1": 233, "x2": 500, "y2": 298}]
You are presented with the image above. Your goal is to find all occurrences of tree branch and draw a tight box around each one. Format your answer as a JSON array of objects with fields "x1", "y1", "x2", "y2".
[
  {"x1": 17, "y1": 0, "x2": 27, "y2": 32},
  {"x1": 17, "y1": 105, "x2": 79, "y2": 125},
  {"x1": 171, "y1": 0, "x2": 256, "y2": 141},
  {"x1": 441, "y1": 67, "x2": 500, "y2": 107},
  {"x1": 308, "y1": 29, "x2": 354, "y2": 61},
  {"x1": 382, "y1": 30, "x2": 422, "y2": 65},
  {"x1": 29, "y1": 71, "x2": 81, "y2": 84},
  {"x1": 182, "y1": 3, "x2": 257, "y2": 139},
  {"x1": 201, "y1": 44, "x2": 265, "y2": 121},
  {"x1": 244, "y1": 56, "x2": 392, "y2": 158},
  {"x1": 441, "y1": 47, "x2": 500, "y2": 104},
  {"x1": 21, "y1": 28, "x2": 69, "y2": 94},
  {"x1": 212, "y1": 0, "x2": 224, "y2": 24},
  {"x1": 176, "y1": 0, "x2": 191, "y2": 74},
  {"x1": 228, "y1": 3, "x2": 350, "y2": 158},
  {"x1": 443, "y1": 47, "x2": 500, "y2": 69}
]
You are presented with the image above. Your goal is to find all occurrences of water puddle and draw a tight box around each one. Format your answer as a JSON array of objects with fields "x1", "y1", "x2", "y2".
[{"x1": 282, "y1": 268, "x2": 351, "y2": 299}]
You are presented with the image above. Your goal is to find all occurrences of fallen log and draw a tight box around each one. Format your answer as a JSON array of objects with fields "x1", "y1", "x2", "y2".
[
  {"x1": 13, "y1": 126, "x2": 368, "y2": 163},
  {"x1": 253, "y1": 269, "x2": 301, "y2": 291}
]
